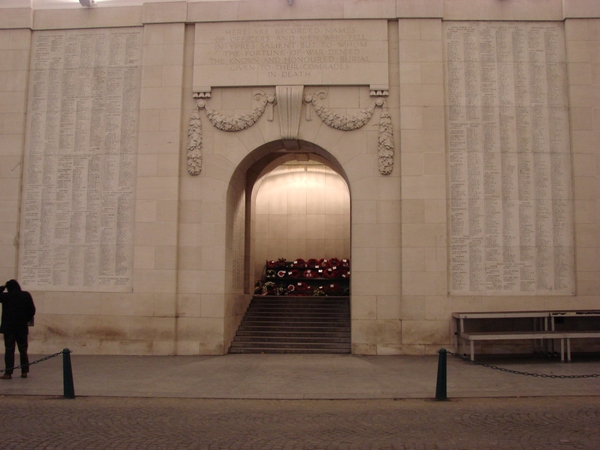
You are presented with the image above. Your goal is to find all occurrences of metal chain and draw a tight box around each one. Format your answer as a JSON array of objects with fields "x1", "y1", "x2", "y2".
[
  {"x1": 0, "y1": 350, "x2": 65, "y2": 374},
  {"x1": 446, "y1": 350, "x2": 599, "y2": 379}
]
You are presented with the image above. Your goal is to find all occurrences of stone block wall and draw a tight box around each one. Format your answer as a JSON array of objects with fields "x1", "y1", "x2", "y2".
[
  {"x1": 0, "y1": 1, "x2": 596, "y2": 356},
  {"x1": 398, "y1": 19, "x2": 448, "y2": 354},
  {"x1": 566, "y1": 19, "x2": 600, "y2": 299},
  {"x1": 0, "y1": 28, "x2": 30, "y2": 284}
]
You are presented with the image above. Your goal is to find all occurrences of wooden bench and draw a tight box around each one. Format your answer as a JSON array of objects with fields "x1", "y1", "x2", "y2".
[
  {"x1": 461, "y1": 331, "x2": 568, "y2": 362},
  {"x1": 564, "y1": 331, "x2": 600, "y2": 362},
  {"x1": 453, "y1": 310, "x2": 600, "y2": 362},
  {"x1": 453, "y1": 311, "x2": 551, "y2": 360}
]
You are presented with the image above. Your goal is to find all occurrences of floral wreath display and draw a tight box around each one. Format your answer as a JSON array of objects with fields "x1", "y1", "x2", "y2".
[{"x1": 255, "y1": 257, "x2": 350, "y2": 296}]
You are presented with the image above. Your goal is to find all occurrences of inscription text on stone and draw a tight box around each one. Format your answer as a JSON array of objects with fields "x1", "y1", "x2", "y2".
[
  {"x1": 445, "y1": 22, "x2": 574, "y2": 296},
  {"x1": 194, "y1": 20, "x2": 388, "y2": 88},
  {"x1": 19, "y1": 28, "x2": 141, "y2": 292}
]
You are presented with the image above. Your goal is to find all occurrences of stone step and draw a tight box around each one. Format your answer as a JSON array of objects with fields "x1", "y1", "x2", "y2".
[
  {"x1": 238, "y1": 325, "x2": 350, "y2": 333},
  {"x1": 249, "y1": 307, "x2": 348, "y2": 312},
  {"x1": 230, "y1": 341, "x2": 351, "y2": 349},
  {"x1": 250, "y1": 298, "x2": 349, "y2": 305},
  {"x1": 243, "y1": 313, "x2": 350, "y2": 320},
  {"x1": 235, "y1": 330, "x2": 350, "y2": 338},
  {"x1": 248, "y1": 304, "x2": 349, "y2": 310},
  {"x1": 229, "y1": 347, "x2": 350, "y2": 354},
  {"x1": 240, "y1": 315, "x2": 350, "y2": 323},
  {"x1": 231, "y1": 336, "x2": 351, "y2": 344},
  {"x1": 239, "y1": 323, "x2": 350, "y2": 330},
  {"x1": 245, "y1": 312, "x2": 348, "y2": 318},
  {"x1": 228, "y1": 295, "x2": 351, "y2": 354}
]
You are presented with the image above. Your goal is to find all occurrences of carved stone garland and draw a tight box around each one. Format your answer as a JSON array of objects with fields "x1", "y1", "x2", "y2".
[
  {"x1": 187, "y1": 92, "x2": 274, "y2": 175},
  {"x1": 187, "y1": 90, "x2": 394, "y2": 176},
  {"x1": 204, "y1": 93, "x2": 272, "y2": 132},
  {"x1": 377, "y1": 107, "x2": 394, "y2": 175},
  {"x1": 187, "y1": 102, "x2": 203, "y2": 176},
  {"x1": 304, "y1": 91, "x2": 376, "y2": 131},
  {"x1": 304, "y1": 91, "x2": 394, "y2": 175}
]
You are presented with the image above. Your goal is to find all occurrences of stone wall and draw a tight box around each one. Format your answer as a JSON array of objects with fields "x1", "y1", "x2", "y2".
[{"x1": 0, "y1": 0, "x2": 597, "y2": 356}]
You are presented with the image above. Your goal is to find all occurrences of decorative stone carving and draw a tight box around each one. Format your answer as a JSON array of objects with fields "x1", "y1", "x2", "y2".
[
  {"x1": 187, "y1": 92, "x2": 275, "y2": 175},
  {"x1": 187, "y1": 100, "x2": 203, "y2": 176},
  {"x1": 370, "y1": 84, "x2": 389, "y2": 97},
  {"x1": 304, "y1": 91, "x2": 376, "y2": 131},
  {"x1": 276, "y1": 85, "x2": 304, "y2": 140},
  {"x1": 305, "y1": 91, "x2": 394, "y2": 175},
  {"x1": 266, "y1": 94, "x2": 276, "y2": 122},
  {"x1": 200, "y1": 92, "x2": 270, "y2": 132},
  {"x1": 377, "y1": 105, "x2": 394, "y2": 175},
  {"x1": 193, "y1": 91, "x2": 211, "y2": 99},
  {"x1": 188, "y1": 88, "x2": 394, "y2": 176},
  {"x1": 370, "y1": 89, "x2": 389, "y2": 97}
]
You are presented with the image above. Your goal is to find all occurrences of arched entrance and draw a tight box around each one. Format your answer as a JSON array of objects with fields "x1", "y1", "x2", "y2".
[{"x1": 226, "y1": 142, "x2": 351, "y2": 353}]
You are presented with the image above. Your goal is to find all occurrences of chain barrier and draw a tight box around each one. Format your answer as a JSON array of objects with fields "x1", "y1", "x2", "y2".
[
  {"x1": 445, "y1": 350, "x2": 599, "y2": 379},
  {"x1": 0, "y1": 350, "x2": 65, "y2": 374}
]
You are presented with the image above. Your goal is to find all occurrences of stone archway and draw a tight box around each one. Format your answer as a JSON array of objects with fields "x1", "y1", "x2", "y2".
[
  {"x1": 227, "y1": 141, "x2": 350, "y2": 290},
  {"x1": 181, "y1": 85, "x2": 400, "y2": 356},
  {"x1": 250, "y1": 156, "x2": 351, "y2": 293},
  {"x1": 224, "y1": 141, "x2": 352, "y2": 353}
]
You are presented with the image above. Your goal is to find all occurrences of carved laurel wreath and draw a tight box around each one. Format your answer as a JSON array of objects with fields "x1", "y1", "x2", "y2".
[
  {"x1": 203, "y1": 92, "x2": 270, "y2": 132},
  {"x1": 304, "y1": 91, "x2": 376, "y2": 131},
  {"x1": 187, "y1": 93, "x2": 272, "y2": 175},
  {"x1": 377, "y1": 107, "x2": 394, "y2": 175},
  {"x1": 187, "y1": 90, "x2": 394, "y2": 176},
  {"x1": 305, "y1": 91, "x2": 394, "y2": 175},
  {"x1": 187, "y1": 105, "x2": 203, "y2": 176}
]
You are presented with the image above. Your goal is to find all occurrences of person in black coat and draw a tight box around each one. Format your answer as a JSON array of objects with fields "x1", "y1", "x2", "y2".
[{"x1": 0, "y1": 280, "x2": 36, "y2": 379}]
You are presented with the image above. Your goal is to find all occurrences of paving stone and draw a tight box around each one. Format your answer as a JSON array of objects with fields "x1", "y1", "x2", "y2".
[{"x1": 0, "y1": 396, "x2": 598, "y2": 449}]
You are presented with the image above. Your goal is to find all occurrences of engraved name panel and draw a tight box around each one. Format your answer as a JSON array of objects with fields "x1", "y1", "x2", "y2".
[
  {"x1": 445, "y1": 22, "x2": 574, "y2": 296},
  {"x1": 19, "y1": 28, "x2": 142, "y2": 292},
  {"x1": 193, "y1": 20, "x2": 388, "y2": 89}
]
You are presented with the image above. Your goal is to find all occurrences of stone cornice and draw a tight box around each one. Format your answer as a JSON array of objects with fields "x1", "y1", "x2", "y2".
[{"x1": 2, "y1": 0, "x2": 599, "y2": 30}]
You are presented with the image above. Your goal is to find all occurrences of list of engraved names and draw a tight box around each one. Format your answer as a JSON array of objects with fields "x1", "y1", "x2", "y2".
[
  {"x1": 194, "y1": 20, "x2": 388, "y2": 88},
  {"x1": 445, "y1": 22, "x2": 574, "y2": 295},
  {"x1": 19, "y1": 28, "x2": 141, "y2": 292}
]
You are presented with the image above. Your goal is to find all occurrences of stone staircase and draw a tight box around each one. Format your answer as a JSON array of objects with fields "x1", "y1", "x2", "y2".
[{"x1": 229, "y1": 296, "x2": 351, "y2": 354}]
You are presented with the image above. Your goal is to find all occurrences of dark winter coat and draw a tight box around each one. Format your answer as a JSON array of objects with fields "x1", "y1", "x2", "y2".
[{"x1": 0, "y1": 291, "x2": 36, "y2": 334}]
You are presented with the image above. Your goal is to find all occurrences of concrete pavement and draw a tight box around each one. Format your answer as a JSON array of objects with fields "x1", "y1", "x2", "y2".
[
  {"x1": 1, "y1": 353, "x2": 599, "y2": 449},
  {"x1": 2, "y1": 395, "x2": 599, "y2": 449},
  {"x1": 0, "y1": 352, "x2": 598, "y2": 399}
]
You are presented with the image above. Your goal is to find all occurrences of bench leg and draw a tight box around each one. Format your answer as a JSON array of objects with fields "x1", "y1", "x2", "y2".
[
  {"x1": 470, "y1": 341, "x2": 475, "y2": 362},
  {"x1": 560, "y1": 339, "x2": 564, "y2": 362},
  {"x1": 453, "y1": 320, "x2": 458, "y2": 354},
  {"x1": 567, "y1": 338, "x2": 571, "y2": 362}
]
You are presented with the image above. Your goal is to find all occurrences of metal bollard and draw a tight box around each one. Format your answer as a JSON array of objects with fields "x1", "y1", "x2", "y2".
[
  {"x1": 62, "y1": 348, "x2": 75, "y2": 399},
  {"x1": 435, "y1": 348, "x2": 448, "y2": 401}
]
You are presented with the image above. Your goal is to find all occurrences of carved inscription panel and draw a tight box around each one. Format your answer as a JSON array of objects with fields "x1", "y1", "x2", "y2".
[
  {"x1": 193, "y1": 20, "x2": 388, "y2": 89},
  {"x1": 445, "y1": 22, "x2": 574, "y2": 296},
  {"x1": 19, "y1": 28, "x2": 141, "y2": 292}
]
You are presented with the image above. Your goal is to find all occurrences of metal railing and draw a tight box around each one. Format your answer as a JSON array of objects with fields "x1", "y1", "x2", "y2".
[
  {"x1": 1, "y1": 348, "x2": 75, "y2": 398},
  {"x1": 435, "y1": 348, "x2": 600, "y2": 401}
]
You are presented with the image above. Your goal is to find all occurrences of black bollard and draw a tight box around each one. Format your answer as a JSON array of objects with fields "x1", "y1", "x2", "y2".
[
  {"x1": 62, "y1": 348, "x2": 75, "y2": 399},
  {"x1": 435, "y1": 348, "x2": 448, "y2": 401}
]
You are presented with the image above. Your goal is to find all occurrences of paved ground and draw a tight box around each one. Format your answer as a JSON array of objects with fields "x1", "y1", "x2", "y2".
[
  {"x1": 0, "y1": 396, "x2": 598, "y2": 449},
  {"x1": 0, "y1": 352, "x2": 598, "y2": 449},
  {"x1": 1, "y1": 352, "x2": 599, "y2": 399}
]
